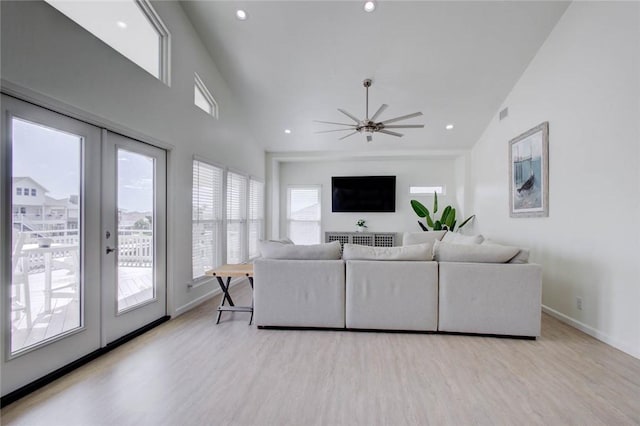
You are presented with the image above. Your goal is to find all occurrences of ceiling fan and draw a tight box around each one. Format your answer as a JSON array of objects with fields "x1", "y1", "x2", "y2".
[{"x1": 314, "y1": 79, "x2": 424, "y2": 142}]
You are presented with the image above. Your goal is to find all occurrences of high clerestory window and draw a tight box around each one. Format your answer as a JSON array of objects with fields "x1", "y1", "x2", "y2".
[
  {"x1": 44, "y1": 0, "x2": 171, "y2": 84},
  {"x1": 194, "y1": 73, "x2": 218, "y2": 118}
]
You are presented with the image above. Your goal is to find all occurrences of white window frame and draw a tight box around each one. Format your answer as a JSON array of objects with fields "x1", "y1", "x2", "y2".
[
  {"x1": 191, "y1": 157, "x2": 224, "y2": 281},
  {"x1": 136, "y1": 0, "x2": 172, "y2": 85},
  {"x1": 248, "y1": 177, "x2": 265, "y2": 260},
  {"x1": 194, "y1": 73, "x2": 218, "y2": 119},
  {"x1": 286, "y1": 185, "x2": 322, "y2": 245},
  {"x1": 225, "y1": 169, "x2": 248, "y2": 264},
  {"x1": 45, "y1": 0, "x2": 171, "y2": 85}
]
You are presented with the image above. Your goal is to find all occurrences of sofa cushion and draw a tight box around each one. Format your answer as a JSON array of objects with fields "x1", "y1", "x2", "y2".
[
  {"x1": 402, "y1": 230, "x2": 447, "y2": 246},
  {"x1": 342, "y1": 243, "x2": 433, "y2": 261},
  {"x1": 442, "y1": 232, "x2": 484, "y2": 244},
  {"x1": 433, "y1": 240, "x2": 520, "y2": 263},
  {"x1": 259, "y1": 240, "x2": 342, "y2": 260},
  {"x1": 482, "y1": 239, "x2": 530, "y2": 264}
]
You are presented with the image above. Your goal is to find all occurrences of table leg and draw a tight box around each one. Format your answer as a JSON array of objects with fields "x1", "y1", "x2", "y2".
[
  {"x1": 216, "y1": 276, "x2": 234, "y2": 324},
  {"x1": 248, "y1": 276, "x2": 254, "y2": 326}
]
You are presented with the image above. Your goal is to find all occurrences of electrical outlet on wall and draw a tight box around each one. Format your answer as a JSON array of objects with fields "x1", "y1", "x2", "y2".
[{"x1": 576, "y1": 297, "x2": 583, "y2": 311}]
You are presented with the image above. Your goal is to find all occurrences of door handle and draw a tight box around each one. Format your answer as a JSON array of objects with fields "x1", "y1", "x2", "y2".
[{"x1": 106, "y1": 246, "x2": 116, "y2": 254}]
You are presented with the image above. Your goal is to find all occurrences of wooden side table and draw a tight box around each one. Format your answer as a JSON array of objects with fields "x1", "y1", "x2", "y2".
[{"x1": 206, "y1": 263, "x2": 254, "y2": 325}]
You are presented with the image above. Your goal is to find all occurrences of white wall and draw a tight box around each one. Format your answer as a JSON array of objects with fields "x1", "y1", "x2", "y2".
[
  {"x1": 277, "y1": 157, "x2": 461, "y2": 240},
  {"x1": 469, "y1": 2, "x2": 640, "y2": 358},
  {"x1": 1, "y1": 1, "x2": 265, "y2": 314}
]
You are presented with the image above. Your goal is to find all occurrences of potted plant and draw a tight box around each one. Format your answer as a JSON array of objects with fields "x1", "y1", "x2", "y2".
[
  {"x1": 356, "y1": 219, "x2": 368, "y2": 233},
  {"x1": 410, "y1": 192, "x2": 475, "y2": 232}
]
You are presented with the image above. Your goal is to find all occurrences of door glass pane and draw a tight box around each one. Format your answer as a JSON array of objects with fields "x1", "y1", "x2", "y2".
[
  {"x1": 117, "y1": 149, "x2": 154, "y2": 312},
  {"x1": 11, "y1": 118, "x2": 82, "y2": 354}
]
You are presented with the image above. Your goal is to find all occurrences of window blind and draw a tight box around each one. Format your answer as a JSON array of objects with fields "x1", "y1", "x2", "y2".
[
  {"x1": 192, "y1": 160, "x2": 223, "y2": 279},
  {"x1": 287, "y1": 186, "x2": 321, "y2": 244},
  {"x1": 248, "y1": 179, "x2": 265, "y2": 259},
  {"x1": 226, "y1": 171, "x2": 247, "y2": 264}
]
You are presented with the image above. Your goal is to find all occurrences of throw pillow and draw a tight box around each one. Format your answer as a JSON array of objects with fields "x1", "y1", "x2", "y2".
[
  {"x1": 482, "y1": 239, "x2": 530, "y2": 264},
  {"x1": 442, "y1": 232, "x2": 484, "y2": 245},
  {"x1": 259, "y1": 240, "x2": 342, "y2": 260},
  {"x1": 433, "y1": 240, "x2": 520, "y2": 263},
  {"x1": 402, "y1": 230, "x2": 447, "y2": 246},
  {"x1": 342, "y1": 243, "x2": 433, "y2": 261}
]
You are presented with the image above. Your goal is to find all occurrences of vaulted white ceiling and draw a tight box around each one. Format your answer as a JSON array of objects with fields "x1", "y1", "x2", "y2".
[{"x1": 181, "y1": 1, "x2": 569, "y2": 153}]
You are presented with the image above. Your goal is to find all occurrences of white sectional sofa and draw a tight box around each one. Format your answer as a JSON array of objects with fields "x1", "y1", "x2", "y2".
[{"x1": 253, "y1": 233, "x2": 542, "y2": 338}]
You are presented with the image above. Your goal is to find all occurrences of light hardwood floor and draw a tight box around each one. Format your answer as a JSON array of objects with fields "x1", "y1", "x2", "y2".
[{"x1": 2, "y1": 281, "x2": 640, "y2": 426}]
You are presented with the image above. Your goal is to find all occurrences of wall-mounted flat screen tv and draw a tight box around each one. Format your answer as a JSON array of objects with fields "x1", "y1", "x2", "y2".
[{"x1": 332, "y1": 176, "x2": 396, "y2": 212}]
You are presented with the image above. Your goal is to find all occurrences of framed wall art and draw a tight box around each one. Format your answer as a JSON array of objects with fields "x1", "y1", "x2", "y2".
[{"x1": 509, "y1": 122, "x2": 549, "y2": 217}]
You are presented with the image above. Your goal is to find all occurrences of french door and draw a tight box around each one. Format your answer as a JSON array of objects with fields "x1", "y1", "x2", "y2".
[
  {"x1": 101, "y1": 131, "x2": 166, "y2": 343},
  {"x1": 1, "y1": 95, "x2": 167, "y2": 397}
]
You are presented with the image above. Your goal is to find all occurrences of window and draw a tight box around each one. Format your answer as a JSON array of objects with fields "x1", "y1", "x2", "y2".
[
  {"x1": 287, "y1": 186, "x2": 321, "y2": 245},
  {"x1": 194, "y1": 73, "x2": 218, "y2": 118},
  {"x1": 409, "y1": 186, "x2": 445, "y2": 195},
  {"x1": 248, "y1": 178, "x2": 265, "y2": 259},
  {"x1": 44, "y1": 0, "x2": 170, "y2": 83},
  {"x1": 226, "y1": 172, "x2": 248, "y2": 264},
  {"x1": 31, "y1": 188, "x2": 37, "y2": 196},
  {"x1": 192, "y1": 160, "x2": 223, "y2": 280},
  {"x1": 16, "y1": 187, "x2": 22, "y2": 196}
]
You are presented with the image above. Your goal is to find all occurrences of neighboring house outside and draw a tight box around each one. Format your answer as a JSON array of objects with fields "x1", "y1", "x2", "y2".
[{"x1": 12, "y1": 176, "x2": 79, "y2": 233}]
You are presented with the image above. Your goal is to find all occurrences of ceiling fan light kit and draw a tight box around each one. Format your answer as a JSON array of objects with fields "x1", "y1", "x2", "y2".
[{"x1": 314, "y1": 79, "x2": 424, "y2": 143}]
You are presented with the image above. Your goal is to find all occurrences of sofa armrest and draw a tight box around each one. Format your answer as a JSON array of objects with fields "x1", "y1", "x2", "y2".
[{"x1": 438, "y1": 262, "x2": 542, "y2": 337}]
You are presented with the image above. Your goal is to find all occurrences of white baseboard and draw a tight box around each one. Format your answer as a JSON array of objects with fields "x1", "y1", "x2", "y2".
[
  {"x1": 542, "y1": 305, "x2": 639, "y2": 360},
  {"x1": 173, "y1": 277, "x2": 246, "y2": 317}
]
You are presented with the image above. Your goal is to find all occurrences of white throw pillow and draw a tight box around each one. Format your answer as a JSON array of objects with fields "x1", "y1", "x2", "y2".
[
  {"x1": 434, "y1": 240, "x2": 520, "y2": 263},
  {"x1": 342, "y1": 243, "x2": 433, "y2": 261},
  {"x1": 442, "y1": 232, "x2": 484, "y2": 245},
  {"x1": 482, "y1": 239, "x2": 530, "y2": 264},
  {"x1": 402, "y1": 230, "x2": 447, "y2": 246},
  {"x1": 259, "y1": 240, "x2": 342, "y2": 260}
]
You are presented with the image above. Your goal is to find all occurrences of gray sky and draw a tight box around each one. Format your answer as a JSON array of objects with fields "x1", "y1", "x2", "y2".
[{"x1": 13, "y1": 118, "x2": 153, "y2": 212}]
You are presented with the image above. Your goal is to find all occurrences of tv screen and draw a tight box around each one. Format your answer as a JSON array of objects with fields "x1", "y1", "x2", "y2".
[{"x1": 332, "y1": 176, "x2": 396, "y2": 212}]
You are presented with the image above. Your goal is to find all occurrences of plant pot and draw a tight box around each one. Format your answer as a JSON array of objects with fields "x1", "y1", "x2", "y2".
[{"x1": 356, "y1": 226, "x2": 366, "y2": 233}]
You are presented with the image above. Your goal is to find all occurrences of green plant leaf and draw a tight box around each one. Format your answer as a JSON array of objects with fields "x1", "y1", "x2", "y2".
[
  {"x1": 450, "y1": 220, "x2": 457, "y2": 231},
  {"x1": 433, "y1": 192, "x2": 438, "y2": 214},
  {"x1": 410, "y1": 200, "x2": 429, "y2": 218},
  {"x1": 458, "y1": 214, "x2": 476, "y2": 229},
  {"x1": 434, "y1": 220, "x2": 442, "y2": 230},
  {"x1": 447, "y1": 208, "x2": 457, "y2": 227},
  {"x1": 426, "y1": 212, "x2": 434, "y2": 228},
  {"x1": 441, "y1": 206, "x2": 451, "y2": 225}
]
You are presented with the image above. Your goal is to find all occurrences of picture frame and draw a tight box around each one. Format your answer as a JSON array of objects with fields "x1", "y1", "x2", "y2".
[{"x1": 509, "y1": 122, "x2": 549, "y2": 218}]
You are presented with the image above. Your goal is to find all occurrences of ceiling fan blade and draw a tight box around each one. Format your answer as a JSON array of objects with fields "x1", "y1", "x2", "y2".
[
  {"x1": 313, "y1": 120, "x2": 357, "y2": 127},
  {"x1": 339, "y1": 131, "x2": 359, "y2": 140},
  {"x1": 380, "y1": 112, "x2": 423, "y2": 125},
  {"x1": 378, "y1": 129, "x2": 404, "y2": 137},
  {"x1": 382, "y1": 124, "x2": 425, "y2": 129},
  {"x1": 369, "y1": 104, "x2": 388, "y2": 122},
  {"x1": 337, "y1": 108, "x2": 361, "y2": 124},
  {"x1": 366, "y1": 135, "x2": 373, "y2": 143},
  {"x1": 314, "y1": 128, "x2": 357, "y2": 134}
]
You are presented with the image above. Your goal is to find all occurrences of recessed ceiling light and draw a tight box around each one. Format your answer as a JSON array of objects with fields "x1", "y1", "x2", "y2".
[
  {"x1": 364, "y1": 1, "x2": 376, "y2": 12},
  {"x1": 445, "y1": 124, "x2": 454, "y2": 130},
  {"x1": 284, "y1": 129, "x2": 292, "y2": 134},
  {"x1": 116, "y1": 21, "x2": 127, "y2": 29},
  {"x1": 236, "y1": 9, "x2": 247, "y2": 20}
]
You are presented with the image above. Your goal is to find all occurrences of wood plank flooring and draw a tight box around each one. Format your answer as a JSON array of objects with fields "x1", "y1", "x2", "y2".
[{"x1": 2, "y1": 281, "x2": 640, "y2": 426}]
